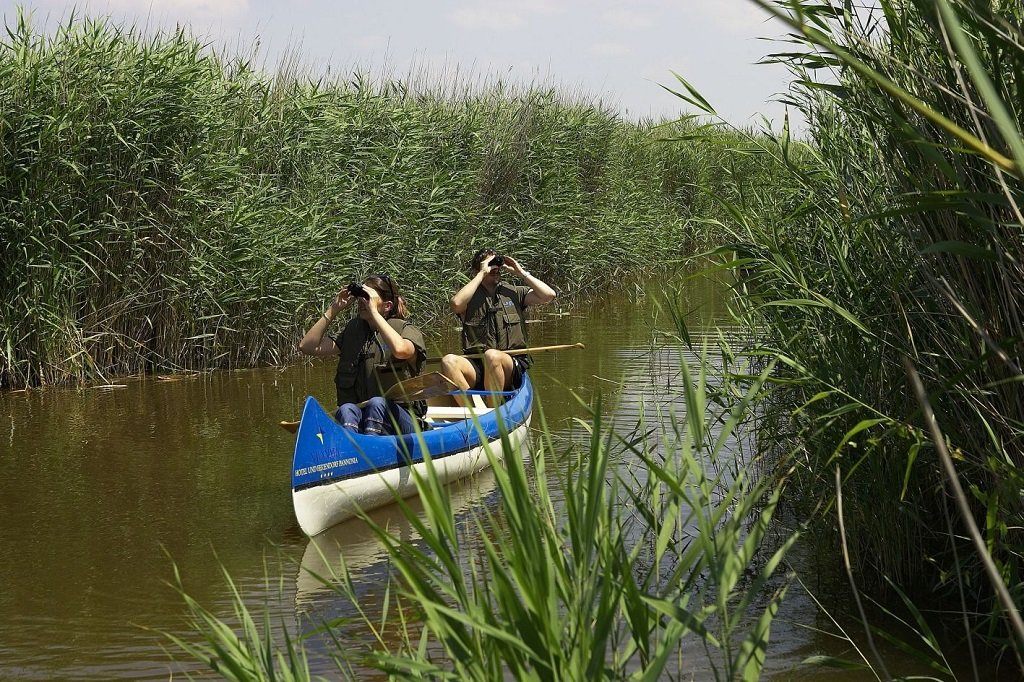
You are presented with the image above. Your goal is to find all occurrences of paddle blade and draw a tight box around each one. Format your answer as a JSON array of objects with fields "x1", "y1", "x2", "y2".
[
  {"x1": 383, "y1": 371, "x2": 459, "y2": 402},
  {"x1": 282, "y1": 373, "x2": 458, "y2": 429}
]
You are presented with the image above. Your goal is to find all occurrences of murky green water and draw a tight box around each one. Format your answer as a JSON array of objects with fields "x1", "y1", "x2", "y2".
[{"x1": 0, "y1": 274, "x2": 987, "y2": 680}]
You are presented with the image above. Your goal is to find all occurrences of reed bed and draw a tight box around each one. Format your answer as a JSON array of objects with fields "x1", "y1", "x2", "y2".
[
  {"x1": 692, "y1": 0, "x2": 1024, "y2": 663},
  {"x1": 0, "y1": 12, "x2": 782, "y2": 390}
]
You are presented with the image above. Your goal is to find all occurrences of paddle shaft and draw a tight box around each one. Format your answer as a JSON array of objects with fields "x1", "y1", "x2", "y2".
[{"x1": 424, "y1": 342, "x2": 584, "y2": 363}]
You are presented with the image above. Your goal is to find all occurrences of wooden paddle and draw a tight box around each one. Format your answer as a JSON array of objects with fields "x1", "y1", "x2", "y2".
[
  {"x1": 278, "y1": 371, "x2": 459, "y2": 433},
  {"x1": 377, "y1": 371, "x2": 459, "y2": 403},
  {"x1": 424, "y1": 342, "x2": 585, "y2": 363}
]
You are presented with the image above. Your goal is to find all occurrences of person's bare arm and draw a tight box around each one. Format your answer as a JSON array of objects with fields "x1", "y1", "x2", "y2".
[
  {"x1": 298, "y1": 288, "x2": 351, "y2": 357},
  {"x1": 365, "y1": 288, "x2": 416, "y2": 359},
  {"x1": 504, "y1": 256, "x2": 556, "y2": 306},
  {"x1": 451, "y1": 255, "x2": 494, "y2": 316}
]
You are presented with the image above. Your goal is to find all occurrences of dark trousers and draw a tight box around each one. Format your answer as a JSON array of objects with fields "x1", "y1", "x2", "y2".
[{"x1": 335, "y1": 397, "x2": 416, "y2": 435}]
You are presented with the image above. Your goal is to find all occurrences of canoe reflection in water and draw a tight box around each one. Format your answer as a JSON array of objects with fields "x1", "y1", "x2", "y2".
[{"x1": 294, "y1": 467, "x2": 499, "y2": 611}]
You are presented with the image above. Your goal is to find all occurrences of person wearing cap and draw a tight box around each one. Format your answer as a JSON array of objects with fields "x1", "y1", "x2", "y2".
[
  {"x1": 440, "y1": 249, "x2": 556, "y2": 404},
  {"x1": 299, "y1": 274, "x2": 427, "y2": 434}
]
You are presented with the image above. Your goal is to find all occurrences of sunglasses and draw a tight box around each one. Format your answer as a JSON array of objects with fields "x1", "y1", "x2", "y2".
[{"x1": 376, "y1": 273, "x2": 396, "y2": 302}]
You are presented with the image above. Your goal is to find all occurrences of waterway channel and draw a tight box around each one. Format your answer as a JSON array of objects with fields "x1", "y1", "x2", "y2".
[{"x1": 0, "y1": 274, "x2": 981, "y2": 680}]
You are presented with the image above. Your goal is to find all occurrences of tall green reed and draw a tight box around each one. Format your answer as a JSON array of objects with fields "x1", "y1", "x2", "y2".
[
  {"x1": 679, "y1": 0, "x2": 1024, "y2": 659},
  {"x1": 163, "y1": 561, "x2": 319, "y2": 681},
  {"x1": 0, "y1": 11, "x2": 780, "y2": 391}
]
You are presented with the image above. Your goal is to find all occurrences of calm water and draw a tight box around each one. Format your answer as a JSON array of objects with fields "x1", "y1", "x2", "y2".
[{"x1": 0, "y1": 275, "x2": 984, "y2": 680}]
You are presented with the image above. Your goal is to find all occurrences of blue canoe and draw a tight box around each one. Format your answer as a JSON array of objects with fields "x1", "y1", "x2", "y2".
[{"x1": 291, "y1": 373, "x2": 533, "y2": 536}]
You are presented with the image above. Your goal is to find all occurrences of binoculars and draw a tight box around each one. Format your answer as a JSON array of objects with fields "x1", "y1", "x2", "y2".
[
  {"x1": 490, "y1": 255, "x2": 505, "y2": 268},
  {"x1": 347, "y1": 282, "x2": 370, "y2": 300}
]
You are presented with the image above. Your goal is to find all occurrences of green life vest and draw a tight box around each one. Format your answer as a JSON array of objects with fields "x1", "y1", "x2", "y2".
[
  {"x1": 460, "y1": 283, "x2": 530, "y2": 356},
  {"x1": 333, "y1": 317, "x2": 426, "y2": 415}
]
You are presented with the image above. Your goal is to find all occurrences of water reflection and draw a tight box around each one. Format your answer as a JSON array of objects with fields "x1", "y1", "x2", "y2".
[
  {"x1": 0, "y1": 272, "x2": 748, "y2": 679},
  {"x1": 295, "y1": 469, "x2": 498, "y2": 610}
]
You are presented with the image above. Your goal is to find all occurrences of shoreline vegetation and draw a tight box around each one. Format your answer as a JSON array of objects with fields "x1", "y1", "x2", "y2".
[
  {"x1": 0, "y1": 11, "x2": 780, "y2": 391},
  {"x1": 702, "y1": 0, "x2": 1024, "y2": 674}
]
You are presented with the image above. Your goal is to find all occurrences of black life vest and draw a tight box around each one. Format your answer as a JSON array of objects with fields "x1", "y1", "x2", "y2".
[
  {"x1": 333, "y1": 317, "x2": 426, "y2": 415},
  {"x1": 460, "y1": 283, "x2": 530, "y2": 357}
]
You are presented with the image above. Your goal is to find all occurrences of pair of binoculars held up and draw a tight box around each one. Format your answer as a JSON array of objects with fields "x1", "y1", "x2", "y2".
[
  {"x1": 346, "y1": 282, "x2": 370, "y2": 300},
  {"x1": 490, "y1": 255, "x2": 505, "y2": 268}
]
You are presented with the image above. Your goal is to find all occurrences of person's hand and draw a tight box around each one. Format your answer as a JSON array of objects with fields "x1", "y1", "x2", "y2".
[
  {"x1": 503, "y1": 255, "x2": 525, "y2": 275},
  {"x1": 478, "y1": 254, "x2": 496, "y2": 275},
  {"x1": 329, "y1": 287, "x2": 353, "y2": 315},
  {"x1": 362, "y1": 284, "x2": 383, "y2": 315}
]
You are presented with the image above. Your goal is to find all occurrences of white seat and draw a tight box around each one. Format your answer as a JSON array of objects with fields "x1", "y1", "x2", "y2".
[{"x1": 425, "y1": 406, "x2": 495, "y2": 422}]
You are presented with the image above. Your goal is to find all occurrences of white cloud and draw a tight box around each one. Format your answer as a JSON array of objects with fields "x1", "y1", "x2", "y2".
[
  {"x1": 450, "y1": 6, "x2": 525, "y2": 30},
  {"x1": 100, "y1": 0, "x2": 249, "y2": 15},
  {"x1": 352, "y1": 34, "x2": 388, "y2": 50},
  {"x1": 4, "y1": 0, "x2": 801, "y2": 131},
  {"x1": 691, "y1": 2, "x2": 773, "y2": 35}
]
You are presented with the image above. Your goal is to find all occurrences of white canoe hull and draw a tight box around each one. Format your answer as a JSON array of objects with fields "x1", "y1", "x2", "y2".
[{"x1": 293, "y1": 418, "x2": 529, "y2": 536}]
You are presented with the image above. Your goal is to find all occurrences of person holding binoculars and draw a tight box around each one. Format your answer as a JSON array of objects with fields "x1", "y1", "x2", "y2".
[
  {"x1": 298, "y1": 274, "x2": 427, "y2": 434},
  {"x1": 441, "y1": 248, "x2": 557, "y2": 405}
]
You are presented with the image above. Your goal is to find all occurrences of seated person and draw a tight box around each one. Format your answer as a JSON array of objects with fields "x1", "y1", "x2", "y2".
[
  {"x1": 299, "y1": 274, "x2": 427, "y2": 434},
  {"x1": 440, "y1": 249, "x2": 556, "y2": 405}
]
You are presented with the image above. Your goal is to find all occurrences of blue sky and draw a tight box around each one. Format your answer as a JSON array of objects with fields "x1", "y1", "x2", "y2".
[{"x1": 4, "y1": 0, "x2": 802, "y2": 131}]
